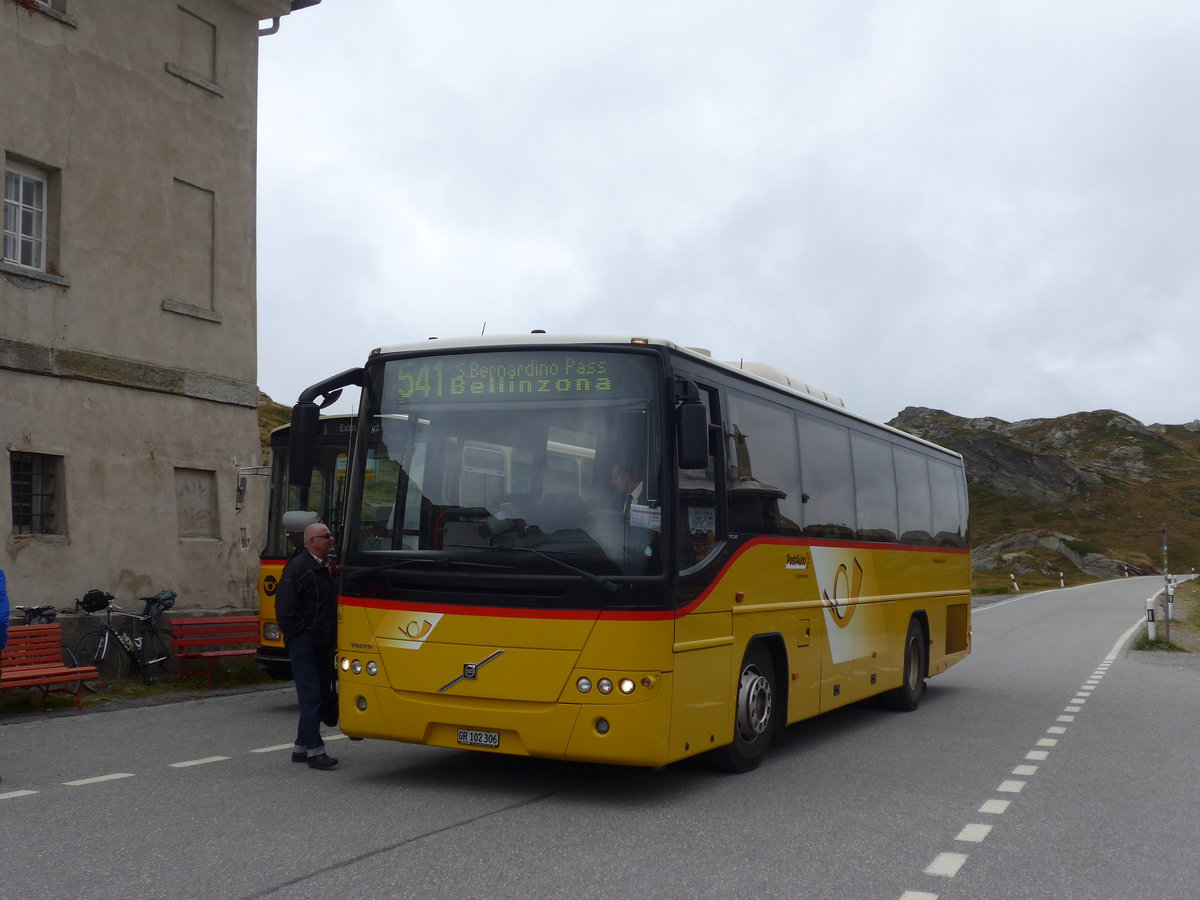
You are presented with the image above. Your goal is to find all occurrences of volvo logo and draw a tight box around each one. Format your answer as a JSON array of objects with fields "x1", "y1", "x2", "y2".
[{"x1": 439, "y1": 650, "x2": 504, "y2": 693}]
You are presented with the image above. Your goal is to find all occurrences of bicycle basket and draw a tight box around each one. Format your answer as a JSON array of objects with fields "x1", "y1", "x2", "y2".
[{"x1": 80, "y1": 590, "x2": 113, "y2": 613}]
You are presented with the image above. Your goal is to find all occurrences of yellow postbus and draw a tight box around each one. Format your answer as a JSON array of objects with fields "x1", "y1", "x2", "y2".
[
  {"x1": 254, "y1": 416, "x2": 356, "y2": 679},
  {"x1": 286, "y1": 336, "x2": 971, "y2": 771}
]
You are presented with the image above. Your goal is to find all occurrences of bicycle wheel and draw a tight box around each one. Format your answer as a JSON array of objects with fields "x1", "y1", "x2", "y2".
[
  {"x1": 138, "y1": 627, "x2": 177, "y2": 683},
  {"x1": 74, "y1": 630, "x2": 124, "y2": 691},
  {"x1": 61, "y1": 646, "x2": 86, "y2": 699}
]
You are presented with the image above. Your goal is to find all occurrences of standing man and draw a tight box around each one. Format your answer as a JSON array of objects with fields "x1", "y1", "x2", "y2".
[{"x1": 275, "y1": 522, "x2": 339, "y2": 770}]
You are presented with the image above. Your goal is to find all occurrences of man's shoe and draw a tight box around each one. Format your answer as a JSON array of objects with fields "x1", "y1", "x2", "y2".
[
  {"x1": 291, "y1": 751, "x2": 307, "y2": 763},
  {"x1": 307, "y1": 753, "x2": 339, "y2": 770}
]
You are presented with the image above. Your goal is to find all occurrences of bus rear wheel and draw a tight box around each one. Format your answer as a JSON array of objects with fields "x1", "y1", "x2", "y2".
[
  {"x1": 708, "y1": 642, "x2": 776, "y2": 773},
  {"x1": 885, "y1": 619, "x2": 927, "y2": 711}
]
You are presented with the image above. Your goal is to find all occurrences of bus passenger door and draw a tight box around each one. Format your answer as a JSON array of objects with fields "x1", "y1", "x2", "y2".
[{"x1": 670, "y1": 382, "x2": 736, "y2": 758}]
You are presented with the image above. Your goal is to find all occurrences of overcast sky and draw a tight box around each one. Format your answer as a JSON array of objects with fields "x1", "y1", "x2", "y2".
[{"x1": 255, "y1": 0, "x2": 1199, "y2": 427}]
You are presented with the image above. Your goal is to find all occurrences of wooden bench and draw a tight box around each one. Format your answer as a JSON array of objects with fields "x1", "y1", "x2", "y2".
[
  {"x1": 1, "y1": 623, "x2": 99, "y2": 710},
  {"x1": 168, "y1": 615, "x2": 259, "y2": 690}
]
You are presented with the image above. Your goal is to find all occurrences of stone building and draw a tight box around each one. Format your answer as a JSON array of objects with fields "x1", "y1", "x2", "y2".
[{"x1": 1, "y1": 0, "x2": 318, "y2": 610}]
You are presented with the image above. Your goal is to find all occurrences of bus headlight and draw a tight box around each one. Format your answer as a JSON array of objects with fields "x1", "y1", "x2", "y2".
[
  {"x1": 351, "y1": 659, "x2": 363, "y2": 675},
  {"x1": 263, "y1": 623, "x2": 282, "y2": 641},
  {"x1": 576, "y1": 677, "x2": 592, "y2": 694},
  {"x1": 366, "y1": 661, "x2": 378, "y2": 676},
  {"x1": 598, "y1": 678, "x2": 613, "y2": 694},
  {"x1": 340, "y1": 657, "x2": 350, "y2": 672},
  {"x1": 618, "y1": 678, "x2": 636, "y2": 695}
]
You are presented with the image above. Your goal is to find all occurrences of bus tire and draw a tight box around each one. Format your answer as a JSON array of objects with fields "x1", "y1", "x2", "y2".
[
  {"x1": 886, "y1": 618, "x2": 927, "y2": 711},
  {"x1": 708, "y1": 642, "x2": 776, "y2": 773}
]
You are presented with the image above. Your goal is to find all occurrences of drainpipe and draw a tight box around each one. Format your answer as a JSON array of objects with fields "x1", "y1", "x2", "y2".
[{"x1": 261, "y1": 1, "x2": 322, "y2": 37}]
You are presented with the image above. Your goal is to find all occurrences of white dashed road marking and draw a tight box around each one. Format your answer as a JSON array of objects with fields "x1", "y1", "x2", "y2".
[
  {"x1": 899, "y1": 612, "x2": 1147, "y2": 899},
  {"x1": 63, "y1": 773, "x2": 136, "y2": 786},
  {"x1": 170, "y1": 756, "x2": 231, "y2": 768},
  {"x1": 955, "y1": 823, "x2": 992, "y2": 843},
  {"x1": 0, "y1": 790, "x2": 38, "y2": 800},
  {"x1": 2, "y1": 731, "x2": 342, "y2": 802},
  {"x1": 925, "y1": 852, "x2": 969, "y2": 877}
]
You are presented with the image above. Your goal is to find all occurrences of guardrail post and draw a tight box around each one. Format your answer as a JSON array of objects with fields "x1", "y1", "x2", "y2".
[
  {"x1": 1146, "y1": 596, "x2": 1157, "y2": 642},
  {"x1": 1059, "y1": 571, "x2": 1065, "y2": 588},
  {"x1": 1165, "y1": 577, "x2": 1175, "y2": 642},
  {"x1": 1010, "y1": 573, "x2": 1019, "y2": 593}
]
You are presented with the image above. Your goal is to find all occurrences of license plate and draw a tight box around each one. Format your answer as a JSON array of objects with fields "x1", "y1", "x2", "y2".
[{"x1": 457, "y1": 728, "x2": 499, "y2": 749}]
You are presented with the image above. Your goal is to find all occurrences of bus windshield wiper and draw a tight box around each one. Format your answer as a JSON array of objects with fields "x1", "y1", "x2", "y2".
[{"x1": 492, "y1": 546, "x2": 621, "y2": 592}]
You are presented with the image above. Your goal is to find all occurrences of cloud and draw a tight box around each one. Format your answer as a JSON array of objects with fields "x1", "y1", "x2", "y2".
[{"x1": 257, "y1": 0, "x2": 1200, "y2": 426}]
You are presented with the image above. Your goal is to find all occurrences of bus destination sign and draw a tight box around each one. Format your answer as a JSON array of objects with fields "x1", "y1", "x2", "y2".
[{"x1": 388, "y1": 352, "x2": 651, "y2": 406}]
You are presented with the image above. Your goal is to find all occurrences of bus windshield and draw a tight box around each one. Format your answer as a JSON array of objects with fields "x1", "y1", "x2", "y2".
[
  {"x1": 263, "y1": 421, "x2": 354, "y2": 559},
  {"x1": 352, "y1": 349, "x2": 664, "y2": 580}
]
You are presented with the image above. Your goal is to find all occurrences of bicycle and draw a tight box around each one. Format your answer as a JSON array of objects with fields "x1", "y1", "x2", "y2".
[{"x1": 73, "y1": 589, "x2": 178, "y2": 690}]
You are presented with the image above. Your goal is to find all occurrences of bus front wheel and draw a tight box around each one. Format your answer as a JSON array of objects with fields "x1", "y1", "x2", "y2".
[{"x1": 708, "y1": 642, "x2": 776, "y2": 773}]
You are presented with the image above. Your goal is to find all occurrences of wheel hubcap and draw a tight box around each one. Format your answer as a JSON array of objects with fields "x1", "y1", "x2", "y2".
[
  {"x1": 735, "y1": 664, "x2": 772, "y2": 741},
  {"x1": 906, "y1": 637, "x2": 920, "y2": 689}
]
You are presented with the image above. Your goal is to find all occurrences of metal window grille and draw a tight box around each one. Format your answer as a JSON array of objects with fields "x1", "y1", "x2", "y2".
[{"x1": 11, "y1": 452, "x2": 58, "y2": 535}]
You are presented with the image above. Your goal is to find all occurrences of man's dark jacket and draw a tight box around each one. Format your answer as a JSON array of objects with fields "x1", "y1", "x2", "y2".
[{"x1": 275, "y1": 551, "x2": 336, "y2": 643}]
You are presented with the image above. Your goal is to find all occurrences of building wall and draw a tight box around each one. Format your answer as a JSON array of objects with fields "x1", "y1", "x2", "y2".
[{"x1": 1, "y1": 0, "x2": 296, "y2": 610}]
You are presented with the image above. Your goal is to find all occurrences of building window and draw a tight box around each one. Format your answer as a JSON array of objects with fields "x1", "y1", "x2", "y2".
[
  {"x1": 175, "y1": 467, "x2": 219, "y2": 539},
  {"x1": 3, "y1": 162, "x2": 47, "y2": 271},
  {"x1": 10, "y1": 451, "x2": 63, "y2": 535},
  {"x1": 170, "y1": 178, "x2": 216, "y2": 311},
  {"x1": 165, "y1": 7, "x2": 223, "y2": 95},
  {"x1": 176, "y1": 6, "x2": 217, "y2": 83}
]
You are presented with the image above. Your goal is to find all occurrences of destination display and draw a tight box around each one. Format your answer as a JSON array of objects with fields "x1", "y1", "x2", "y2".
[{"x1": 384, "y1": 351, "x2": 655, "y2": 407}]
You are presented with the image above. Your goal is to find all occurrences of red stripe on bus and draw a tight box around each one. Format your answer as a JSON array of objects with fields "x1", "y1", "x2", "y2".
[{"x1": 337, "y1": 536, "x2": 967, "y2": 622}]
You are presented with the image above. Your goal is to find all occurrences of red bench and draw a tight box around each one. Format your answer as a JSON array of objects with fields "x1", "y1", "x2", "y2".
[
  {"x1": 1, "y1": 623, "x2": 98, "y2": 710},
  {"x1": 168, "y1": 615, "x2": 259, "y2": 690}
]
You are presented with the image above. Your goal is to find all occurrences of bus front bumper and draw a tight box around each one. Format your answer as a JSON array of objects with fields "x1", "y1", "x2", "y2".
[{"x1": 338, "y1": 676, "x2": 678, "y2": 768}]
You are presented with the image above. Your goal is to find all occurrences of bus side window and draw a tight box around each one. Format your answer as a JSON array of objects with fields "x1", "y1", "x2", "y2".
[
  {"x1": 894, "y1": 446, "x2": 933, "y2": 546},
  {"x1": 795, "y1": 413, "x2": 854, "y2": 540},
  {"x1": 851, "y1": 431, "x2": 898, "y2": 543},
  {"x1": 678, "y1": 386, "x2": 718, "y2": 568},
  {"x1": 726, "y1": 391, "x2": 803, "y2": 537},
  {"x1": 929, "y1": 457, "x2": 966, "y2": 548}
]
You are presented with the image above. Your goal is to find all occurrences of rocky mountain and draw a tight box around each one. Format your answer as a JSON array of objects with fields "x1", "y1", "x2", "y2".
[{"x1": 890, "y1": 407, "x2": 1200, "y2": 585}]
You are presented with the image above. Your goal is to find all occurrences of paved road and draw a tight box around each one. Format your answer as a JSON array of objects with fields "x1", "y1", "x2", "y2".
[{"x1": 2, "y1": 576, "x2": 1195, "y2": 899}]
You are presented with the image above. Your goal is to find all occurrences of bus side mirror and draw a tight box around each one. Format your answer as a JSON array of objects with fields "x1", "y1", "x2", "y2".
[
  {"x1": 677, "y1": 400, "x2": 708, "y2": 470},
  {"x1": 235, "y1": 476, "x2": 248, "y2": 512},
  {"x1": 289, "y1": 401, "x2": 320, "y2": 487}
]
